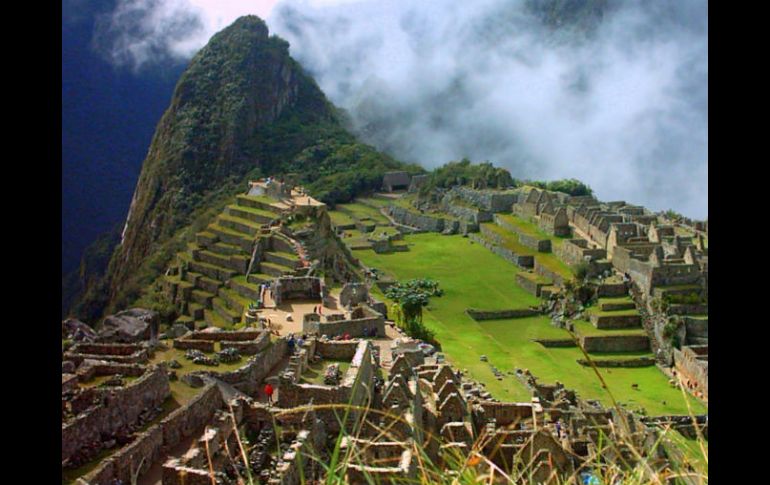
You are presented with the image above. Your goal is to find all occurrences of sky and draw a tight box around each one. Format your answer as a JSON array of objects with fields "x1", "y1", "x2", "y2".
[{"x1": 63, "y1": 0, "x2": 707, "y2": 271}]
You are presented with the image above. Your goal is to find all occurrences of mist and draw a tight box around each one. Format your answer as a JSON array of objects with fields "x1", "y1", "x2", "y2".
[{"x1": 94, "y1": 0, "x2": 708, "y2": 218}]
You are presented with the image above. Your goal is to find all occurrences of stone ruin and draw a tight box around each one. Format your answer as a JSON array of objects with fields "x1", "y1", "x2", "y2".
[
  {"x1": 302, "y1": 302, "x2": 386, "y2": 338},
  {"x1": 338, "y1": 281, "x2": 370, "y2": 309},
  {"x1": 63, "y1": 323, "x2": 704, "y2": 484},
  {"x1": 271, "y1": 275, "x2": 324, "y2": 306}
]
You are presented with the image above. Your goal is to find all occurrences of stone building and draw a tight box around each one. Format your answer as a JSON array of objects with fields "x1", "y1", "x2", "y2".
[{"x1": 382, "y1": 171, "x2": 411, "y2": 192}]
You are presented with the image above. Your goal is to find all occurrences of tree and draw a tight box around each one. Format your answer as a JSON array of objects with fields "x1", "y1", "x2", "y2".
[{"x1": 385, "y1": 279, "x2": 443, "y2": 342}]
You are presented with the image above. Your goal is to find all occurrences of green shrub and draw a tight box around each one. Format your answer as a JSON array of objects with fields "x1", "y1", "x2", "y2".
[
  {"x1": 419, "y1": 159, "x2": 514, "y2": 196},
  {"x1": 572, "y1": 261, "x2": 590, "y2": 281},
  {"x1": 525, "y1": 178, "x2": 593, "y2": 196}
]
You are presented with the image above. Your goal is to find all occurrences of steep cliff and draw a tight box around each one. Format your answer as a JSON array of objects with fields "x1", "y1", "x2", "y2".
[
  {"x1": 114, "y1": 16, "x2": 335, "y2": 284},
  {"x1": 67, "y1": 15, "x2": 415, "y2": 322}
]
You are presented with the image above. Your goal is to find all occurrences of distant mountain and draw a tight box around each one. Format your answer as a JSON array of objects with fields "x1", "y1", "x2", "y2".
[{"x1": 65, "y1": 15, "x2": 414, "y2": 321}]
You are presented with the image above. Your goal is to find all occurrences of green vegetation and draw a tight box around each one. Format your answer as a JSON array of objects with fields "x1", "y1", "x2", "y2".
[
  {"x1": 356, "y1": 233, "x2": 705, "y2": 414},
  {"x1": 481, "y1": 220, "x2": 573, "y2": 280},
  {"x1": 524, "y1": 178, "x2": 593, "y2": 196},
  {"x1": 418, "y1": 158, "x2": 514, "y2": 196},
  {"x1": 386, "y1": 279, "x2": 443, "y2": 342},
  {"x1": 289, "y1": 141, "x2": 423, "y2": 205},
  {"x1": 336, "y1": 202, "x2": 390, "y2": 224}
]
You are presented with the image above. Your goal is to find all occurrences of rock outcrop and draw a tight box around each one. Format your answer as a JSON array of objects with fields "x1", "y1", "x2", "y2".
[{"x1": 97, "y1": 308, "x2": 159, "y2": 343}]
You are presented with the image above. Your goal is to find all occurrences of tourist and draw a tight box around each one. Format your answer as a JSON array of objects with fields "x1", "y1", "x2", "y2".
[
  {"x1": 264, "y1": 383, "x2": 274, "y2": 403},
  {"x1": 297, "y1": 336, "x2": 305, "y2": 351},
  {"x1": 288, "y1": 334, "x2": 295, "y2": 353},
  {"x1": 555, "y1": 421, "x2": 562, "y2": 439}
]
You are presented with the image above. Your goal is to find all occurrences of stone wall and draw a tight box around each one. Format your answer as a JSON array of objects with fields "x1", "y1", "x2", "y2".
[
  {"x1": 580, "y1": 335, "x2": 650, "y2": 353},
  {"x1": 70, "y1": 343, "x2": 147, "y2": 356},
  {"x1": 534, "y1": 260, "x2": 567, "y2": 286},
  {"x1": 64, "y1": 343, "x2": 149, "y2": 365},
  {"x1": 80, "y1": 426, "x2": 164, "y2": 485},
  {"x1": 674, "y1": 346, "x2": 708, "y2": 401},
  {"x1": 684, "y1": 317, "x2": 708, "y2": 345},
  {"x1": 221, "y1": 332, "x2": 271, "y2": 355},
  {"x1": 612, "y1": 246, "x2": 701, "y2": 295},
  {"x1": 272, "y1": 276, "x2": 323, "y2": 305},
  {"x1": 555, "y1": 239, "x2": 606, "y2": 266},
  {"x1": 278, "y1": 341, "x2": 374, "y2": 433},
  {"x1": 159, "y1": 383, "x2": 225, "y2": 447},
  {"x1": 194, "y1": 339, "x2": 288, "y2": 395},
  {"x1": 82, "y1": 383, "x2": 225, "y2": 485},
  {"x1": 189, "y1": 329, "x2": 264, "y2": 341},
  {"x1": 76, "y1": 362, "x2": 147, "y2": 381},
  {"x1": 465, "y1": 308, "x2": 540, "y2": 321},
  {"x1": 515, "y1": 272, "x2": 549, "y2": 297},
  {"x1": 589, "y1": 313, "x2": 642, "y2": 329},
  {"x1": 475, "y1": 402, "x2": 536, "y2": 427},
  {"x1": 303, "y1": 306, "x2": 385, "y2": 338},
  {"x1": 449, "y1": 186, "x2": 521, "y2": 212},
  {"x1": 470, "y1": 232, "x2": 534, "y2": 268},
  {"x1": 173, "y1": 338, "x2": 216, "y2": 352},
  {"x1": 533, "y1": 338, "x2": 577, "y2": 348},
  {"x1": 62, "y1": 365, "x2": 170, "y2": 464},
  {"x1": 315, "y1": 340, "x2": 360, "y2": 360},
  {"x1": 576, "y1": 357, "x2": 655, "y2": 367},
  {"x1": 493, "y1": 214, "x2": 551, "y2": 252},
  {"x1": 387, "y1": 206, "x2": 448, "y2": 232}
]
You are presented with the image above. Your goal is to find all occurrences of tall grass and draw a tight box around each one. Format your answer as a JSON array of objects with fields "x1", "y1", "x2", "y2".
[{"x1": 189, "y1": 337, "x2": 707, "y2": 485}]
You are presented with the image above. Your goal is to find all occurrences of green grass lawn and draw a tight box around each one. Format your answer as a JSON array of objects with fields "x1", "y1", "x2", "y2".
[
  {"x1": 338, "y1": 202, "x2": 391, "y2": 225},
  {"x1": 329, "y1": 210, "x2": 356, "y2": 227},
  {"x1": 482, "y1": 222, "x2": 573, "y2": 280},
  {"x1": 357, "y1": 196, "x2": 391, "y2": 208},
  {"x1": 495, "y1": 213, "x2": 571, "y2": 251},
  {"x1": 356, "y1": 233, "x2": 706, "y2": 415}
]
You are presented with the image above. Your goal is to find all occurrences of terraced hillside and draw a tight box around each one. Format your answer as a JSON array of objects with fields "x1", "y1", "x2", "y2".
[
  {"x1": 328, "y1": 194, "x2": 407, "y2": 251},
  {"x1": 479, "y1": 213, "x2": 574, "y2": 294},
  {"x1": 164, "y1": 194, "x2": 305, "y2": 329},
  {"x1": 356, "y1": 233, "x2": 705, "y2": 415}
]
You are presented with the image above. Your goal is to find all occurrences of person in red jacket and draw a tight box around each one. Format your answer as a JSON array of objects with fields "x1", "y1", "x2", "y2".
[{"x1": 264, "y1": 383, "x2": 274, "y2": 404}]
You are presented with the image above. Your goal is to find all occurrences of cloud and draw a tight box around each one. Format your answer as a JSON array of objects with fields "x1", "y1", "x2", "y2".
[
  {"x1": 92, "y1": 0, "x2": 281, "y2": 68},
  {"x1": 270, "y1": 0, "x2": 708, "y2": 218},
  {"x1": 90, "y1": 0, "x2": 708, "y2": 218}
]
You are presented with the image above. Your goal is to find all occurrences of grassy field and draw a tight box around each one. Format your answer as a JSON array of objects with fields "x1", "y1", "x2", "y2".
[
  {"x1": 329, "y1": 210, "x2": 356, "y2": 226},
  {"x1": 481, "y1": 221, "x2": 572, "y2": 280},
  {"x1": 338, "y1": 202, "x2": 391, "y2": 225},
  {"x1": 356, "y1": 233, "x2": 706, "y2": 415}
]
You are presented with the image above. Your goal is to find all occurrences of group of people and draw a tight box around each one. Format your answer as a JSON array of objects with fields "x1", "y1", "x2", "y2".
[
  {"x1": 313, "y1": 304, "x2": 324, "y2": 314},
  {"x1": 287, "y1": 333, "x2": 306, "y2": 354}
]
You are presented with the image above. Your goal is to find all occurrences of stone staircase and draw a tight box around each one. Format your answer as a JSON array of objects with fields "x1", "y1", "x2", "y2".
[{"x1": 164, "y1": 194, "x2": 303, "y2": 330}]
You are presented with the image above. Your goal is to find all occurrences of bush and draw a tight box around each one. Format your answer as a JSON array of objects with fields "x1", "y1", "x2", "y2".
[
  {"x1": 419, "y1": 159, "x2": 514, "y2": 196},
  {"x1": 525, "y1": 178, "x2": 593, "y2": 196},
  {"x1": 572, "y1": 261, "x2": 590, "y2": 281},
  {"x1": 386, "y1": 279, "x2": 442, "y2": 344}
]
